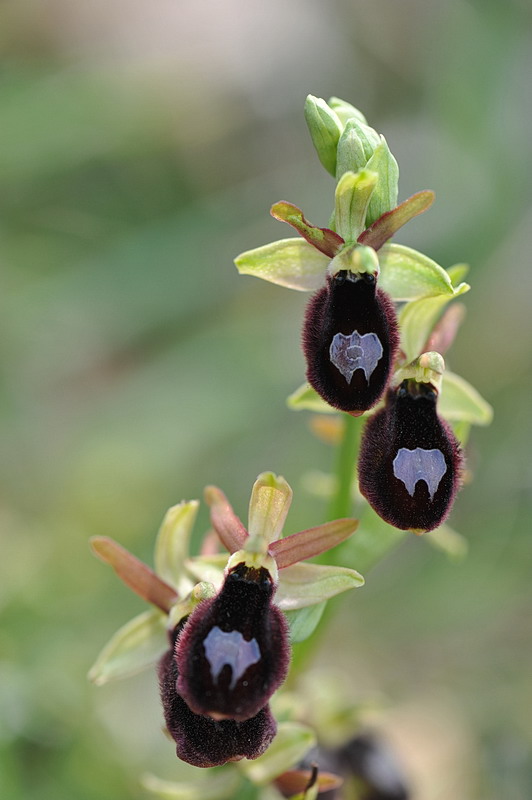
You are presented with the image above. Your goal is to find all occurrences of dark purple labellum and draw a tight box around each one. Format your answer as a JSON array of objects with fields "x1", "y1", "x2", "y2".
[
  {"x1": 158, "y1": 622, "x2": 276, "y2": 768},
  {"x1": 358, "y1": 380, "x2": 462, "y2": 531},
  {"x1": 175, "y1": 562, "x2": 290, "y2": 722},
  {"x1": 303, "y1": 271, "x2": 399, "y2": 414},
  {"x1": 337, "y1": 734, "x2": 411, "y2": 800}
]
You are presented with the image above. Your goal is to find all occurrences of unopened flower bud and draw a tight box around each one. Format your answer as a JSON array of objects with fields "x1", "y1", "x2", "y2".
[
  {"x1": 303, "y1": 269, "x2": 399, "y2": 415},
  {"x1": 358, "y1": 380, "x2": 462, "y2": 531},
  {"x1": 175, "y1": 560, "x2": 290, "y2": 721}
]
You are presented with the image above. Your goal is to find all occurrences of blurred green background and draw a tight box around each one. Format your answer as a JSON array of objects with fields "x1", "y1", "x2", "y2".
[{"x1": 1, "y1": 1, "x2": 531, "y2": 798}]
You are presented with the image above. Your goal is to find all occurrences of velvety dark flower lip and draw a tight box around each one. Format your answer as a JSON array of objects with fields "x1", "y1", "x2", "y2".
[
  {"x1": 159, "y1": 622, "x2": 276, "y2": 768},
  {"x1": 358, "y1": 380, "x2": 462, "y2": 532},
  {"x1": 303, "y1": 269, "x2": 399, "y2": 415},
  {"x1": 176, "y1": 561, "x2": 290, "y2": 722}
]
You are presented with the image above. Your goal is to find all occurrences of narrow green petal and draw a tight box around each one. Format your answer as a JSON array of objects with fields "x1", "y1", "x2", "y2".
[
  {"x1": 248, "y1": 472, "x2": 293, "y2": 546},
  {"x1": 275, "y1": 562, "x2": 364, "y2": 610},
  {"x1": 378, "y1": 243, "x2": 456, "y2": 301},
  {"x1": 359, "y1": 190, "x2": 434, "y2": 251},
  {"x1": 154, "y1": 500, "x2": 199, "y2": 592},
  {"x1": 364, "y1": 136, "x2": 399, "y2": 226},
  {"x1": 235, "y1": 238, "x2": 329, "y2": 292},
  {"x1": 439, "y1": 370, "x2": 493, "y2": 425},
  {"x1": 88, "y1": 609, "x2": 167, "y2": 686},
  {"x1": 287, "y1": 382, "x2": 337, "y2": 414},
  {"x1": 270, "y1": 518, "x2": 358, "y2": 569},
  {"x1": 399, "y1": 285, "x2": 470, "y2": 362},
  {"x1": 283, "y1": 602, "x2": 326, "y2": 644},
  {"x1": 334, "y1": 170, "x2": 378, "y2": 242},
  {"x1": 304, "y1": 95, "x2": 343, "y2": 176},
  {"x1": 239, "y1": 722, "x2": 316, "y2": 785}
]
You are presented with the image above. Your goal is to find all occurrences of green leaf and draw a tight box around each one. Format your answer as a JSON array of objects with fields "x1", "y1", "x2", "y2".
[
  {"x1": 334, "y1": 170, "x2": 378, "y2": 241},
  {"x1": 439, "y1": 370, "x2": 493, "y2": 425},
  {"x1": 235, "y1": 238, "x2": 329, "y2": 292},
  {"x1": 304, "y1": 95, "x2": 343, "y2": 176},
  {"x1": 364, "y1": 137, "x2": 399, "y2": 226},
  {"x1": 335, "y1": 118, "x2": 381, "y2": 180},
  {"x1": 270, "y1": 202, "x2": 344, "y2": 258},
  {"x1": 359, "y1": 191, "x2": 434, "y2": 251},
  {"x1": 328, "y1": 97, "x2": 368, "y2": 127},
  {"x1": 142, "y1": 769, "x2": 242, "y2": 800},
  {"x1": 378, "y1": 243, "x2": 457, "y2": 301},
  {"x1": 287, "y1": 382, "x2": 337, "y2": 413},
  {"x1": 275, "y1": 562, "x2": 364, "y2": 610},
  {"x1": 399, "y1": 285, "x2": 470, "y2": 362},
  {"x1": 154, "y1": 500, "x2": 199, "y2": 593},
  {"x1": 248, "y1": 472, "x2": 293, "y2": 545},
  {"x1": 283, "y1": 602, "x2": 326, "y2": 643},
  {"x1": 239, "y1": 722, "x2": 317, "y2": 785},
  {"x1": 88, "y1": 609, "x2": 167, "y2": 685},
  {"x1": 424, "y1": 523, "x2": 469, "y2": 561}
]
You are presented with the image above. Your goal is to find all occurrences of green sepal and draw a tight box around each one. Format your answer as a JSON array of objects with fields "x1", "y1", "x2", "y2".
[
  {"x1": 154, "y1": 499, "x2": 199, "y2": 595},
  {"x1": 334, "y1": 170, "x2": 378, "y2": 241},
  {"x1": 234, "y1": 238, "x2": 329, "y2": 292},
  {"x1": 283, "y1": 602, "x2": 326, "y2": 643},
  {"x1": 378, "y1": 243, "x2": 461, "y2": 301},
  {"x1": 439, "y1": 370, "x2": 493, "y2": 426},
  {"x1": 88, "y1": 609, "x2": 168, "y2": 686},
  {"x1": 142, "y1": 769, "x2": 242, "y2": 800},
  {"x1": 239, "y1": 722, "x2": 317, "y2": 785},
  {"x1": 399, "y1": 283, "x2": 470, "y2": 362},
  {"x1": 335, "y1": 118, "x2": 381, "y2": 179},
  {"x1": 271, "y1": 202, "x2": 344, "y2": 258},
  {"x1": 328, "y1": 96, "x2": 368, "y2": 127},
  {"x1": 304, "y1": 95, "x2": 344, "y2": 176},
  {"x1": 275, "y1": 562, "x2": 364, "y2": 611},
  {"x1": 424, "y1": 523, "x2": 468, "y2": 561},
  {"x1": 359, "y1": 190, "x2": 434, "y2": 251},
  {"x1": 364, "y1": 137, "x2": 399, "y2": 226},
  {"x1": 248, "y1": 471, "x2": 293, "y2": 547},
  {"x1": 287, "y1": 382, "x2": 337, "y2": 414}
]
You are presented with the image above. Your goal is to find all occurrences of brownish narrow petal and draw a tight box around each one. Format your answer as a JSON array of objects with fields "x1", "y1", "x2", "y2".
[
  {"x1": 270, "y1": 518, "x2": 358, "y2": 569},
  {"x1": 91, "y1": 536, "x2": 178, "y2": 613},
  {"x1": 358, "y1": 190, "x2": 434, "y2": 251},
  {"x1": 204, "y1": 485, "x2": 249, "y2": 553},
  {"x1": 271, "y1": 201, "x2": 344, "y2": 258}
]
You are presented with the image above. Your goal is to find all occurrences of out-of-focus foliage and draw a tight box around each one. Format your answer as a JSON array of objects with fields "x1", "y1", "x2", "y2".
[{"x1": 1, "y1": 1, "x2": 531, "y2": 798}]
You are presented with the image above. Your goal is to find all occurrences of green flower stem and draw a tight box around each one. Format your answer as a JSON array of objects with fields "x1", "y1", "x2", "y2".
[
  {"x1": 328, "y1": 413, "x2": 362, "y2": 524},
  {"x1": 289, "y1": 414, "x2": 362, "y2": 679}
]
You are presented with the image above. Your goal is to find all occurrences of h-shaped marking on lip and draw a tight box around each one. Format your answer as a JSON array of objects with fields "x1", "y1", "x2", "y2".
[
  {"x1": 329, "y1": 330, "x2": 383, "y2": 383},
  {"x1": 203, "y1": 626, "x2": 261, "y2": 691},
  {"x1": 392, "y1": 447, "x2": 447, "y2": 501}
]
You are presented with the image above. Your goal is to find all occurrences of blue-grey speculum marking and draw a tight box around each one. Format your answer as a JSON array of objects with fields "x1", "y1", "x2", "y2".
[
  {"x1": 392, "y1": 447, "x2": 447, "y2": 501},
  {"x1": 203, "y1": 627, "x2": 261, "y2": 690},
  {"x1": 329, "y1": 330, "x2": 383, "y2": 383}
]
